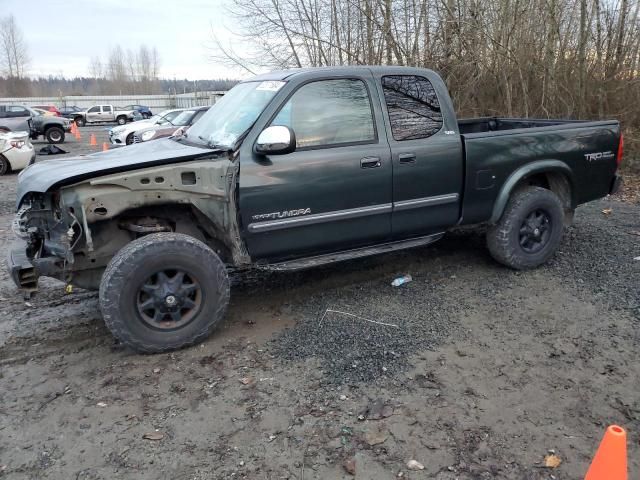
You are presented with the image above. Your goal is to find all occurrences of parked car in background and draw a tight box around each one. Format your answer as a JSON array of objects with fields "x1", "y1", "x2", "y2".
[
  {"x1": 0, "y1": 105, "x2": 71, "y2": 143},
  {"x1": 123, "y1": 104, "x2": 153, "y2": 119},
  {"x1": 0, "y1": 105, "x2": 32, "y2": 133},
  {"x1": 109, "y1": 108, "x2": 184, "y2": 145},
  {"x1": 0, "y1": 131, "x2": 35, "y2": 175},
  {"x1": 32, "y1": 107, "x2": 57, "y2": 117},
  {"x1": 60, "y1": 106, "x2": 83, "y2": 118},
  {"x1": 72, "y1": 105, "x2": 138, "y2": 126},
  {"x1": 25, "y1": 107, "x2": 72, "y2": 144},
  {"x1": 133, "y1": 106, "x2": 210, "y2": 143},
  {"x1": 33, "y1": 105, "x2": 61, "y2": 117}
]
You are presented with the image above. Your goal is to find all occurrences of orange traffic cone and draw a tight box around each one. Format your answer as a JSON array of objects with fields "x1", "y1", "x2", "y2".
[
  {"x1": 102, "y1": 142, "x2": 109, "y2": 152},
  {"x1": 70, "y1": 122, "x2": 77, "y2": 135},
  {"x1": 584, "y1": 425, "x2": 627, "y2": 480},
  {"x1": 89, "y1": 133, "x2": 97, "y2": 146},
  {"x1": 74, "y1": 127, "x2": 81, "y2": 140}
]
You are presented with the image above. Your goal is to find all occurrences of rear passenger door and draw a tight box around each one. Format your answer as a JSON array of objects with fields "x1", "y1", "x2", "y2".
[
  {"x1": 379, "y1": 74, "x2": 463, "y2": 238},
  {"x1": 101, "y1": 105, "x2": 115, "y2": 122}
]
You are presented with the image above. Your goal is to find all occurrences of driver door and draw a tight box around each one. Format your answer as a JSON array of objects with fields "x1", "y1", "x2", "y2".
[
  {"x1": 86, "y1": 106, "x2": 101, "y2": 123},
  {"x1": 239, "y1": 75, "x2": 393, "y2": 261}
]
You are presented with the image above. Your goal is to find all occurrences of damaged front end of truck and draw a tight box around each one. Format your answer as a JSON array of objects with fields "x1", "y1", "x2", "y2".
[{"x1": 8, "y1": 140, "x2": 250, "y2": 295}]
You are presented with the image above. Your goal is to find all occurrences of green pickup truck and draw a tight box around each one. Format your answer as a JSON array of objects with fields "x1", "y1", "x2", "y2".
[{"x1": 9, "y1": 66, "x2": 623, "y2": 352}]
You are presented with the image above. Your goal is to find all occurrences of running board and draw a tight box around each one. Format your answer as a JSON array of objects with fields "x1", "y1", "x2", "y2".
[{"x1": 262, "y1": 233, "x2": 445, "y2": 271}]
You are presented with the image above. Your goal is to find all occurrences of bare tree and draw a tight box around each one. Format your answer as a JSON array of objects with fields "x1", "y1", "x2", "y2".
[
  {"x1": 210, "y1": 0, "x2": 640, "y2": 168},
  {"x1": 88, "y1": 56, "x2": 103, "y2": 79},
  {"x1": 0, "y1": 14, "x2": 30, "y2": 95}
]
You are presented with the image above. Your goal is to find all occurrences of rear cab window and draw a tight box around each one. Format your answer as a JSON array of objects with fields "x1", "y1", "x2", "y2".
[{"x1": 381, "y1": 75, "x2": 443, "y2": 141}]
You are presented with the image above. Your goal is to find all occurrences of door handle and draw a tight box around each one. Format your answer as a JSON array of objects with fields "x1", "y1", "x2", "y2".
[
  {"x1": 360, "y1": 157, "x2": 381, "y2": 169},
  {"x1": 399, "y1": 153, "x2": 417, "y2": 164}
]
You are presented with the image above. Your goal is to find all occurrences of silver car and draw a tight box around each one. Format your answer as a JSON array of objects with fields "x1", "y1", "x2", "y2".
[{"x1": 0, "y1": 105, "x2": 32, "y2": 133}]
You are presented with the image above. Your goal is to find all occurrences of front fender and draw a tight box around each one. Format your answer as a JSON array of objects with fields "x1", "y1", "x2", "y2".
[{"x1": 489, "y1": 160, "x2": 574, "y2": 223}]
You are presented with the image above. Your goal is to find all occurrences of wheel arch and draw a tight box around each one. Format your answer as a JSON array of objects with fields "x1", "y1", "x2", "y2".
[
  {"x1": 85, "y1": 202, "x2": 243, "y2": 266},
  {"x1": 490, "y1": 160, "x2": 575, "y2": 224}
]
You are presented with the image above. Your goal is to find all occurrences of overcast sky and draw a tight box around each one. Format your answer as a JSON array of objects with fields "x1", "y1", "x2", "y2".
[{"x1": 3, "y1": 0, "x2": 249, "y2": 80}]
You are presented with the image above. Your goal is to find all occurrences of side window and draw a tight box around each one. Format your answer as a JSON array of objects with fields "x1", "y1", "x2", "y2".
[
  {"x1": 7, "y1": 106, "x2": 28, "y2": 117},
  {"x1": 88, "y1": 106, "x2": 100, "y2": 113},
  {"x1": 381, "y1": 75, "x2": 443, "y2": 141},
  {"x1": 0, "y1": 106, "x2": 6, "y2": 118},
  {"x1": 102, "y1": 106, "x2": 112, "y2": 113},
  {"x1": 271, "y1": 78, "x2": 375, "y2": 149}
]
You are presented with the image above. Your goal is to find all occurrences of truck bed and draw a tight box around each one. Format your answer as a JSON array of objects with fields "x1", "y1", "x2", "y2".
[
  {"x1": 458, "y1": 117, "x2": 592, "y2": 135},
  {"x1": 458, "y1": 117, "x2": 620, "y2": 225}
]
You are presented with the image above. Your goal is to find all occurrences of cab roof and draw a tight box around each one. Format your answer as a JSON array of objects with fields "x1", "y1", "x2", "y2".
[{"x1": 245, "y1": 65, "x2": 438, "y2": 82}]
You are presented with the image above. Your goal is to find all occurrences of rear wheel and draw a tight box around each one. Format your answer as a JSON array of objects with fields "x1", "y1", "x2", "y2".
[
  {"x1": 75, "y1": 117, "x2": 85, "y2": 127},
  {"x1": 116, "y1": 116, "x2": 127, "y2": 125},
  {"x1": 487, "y1": 186, "x2": 564, "y2": 270},
  {"x1": 0, "y1": 155, "x2": 10, "y2": 175},
  {"x1": 99, "y1": 233, "x2": 230, "y2": 353},
  {"x1": 45, "y1": 126, "x2": 65, "y2": 144}
]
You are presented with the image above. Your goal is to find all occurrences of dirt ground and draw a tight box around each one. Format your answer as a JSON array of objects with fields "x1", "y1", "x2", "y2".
[{"x1": 0, "y1": 127, "x2": 639, "y2": 479}]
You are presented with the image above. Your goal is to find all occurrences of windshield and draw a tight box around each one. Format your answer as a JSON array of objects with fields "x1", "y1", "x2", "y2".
[
  {"x1": 150, "y1": 110, "x2": 179, "y2": 126},
  {"x1": 186, "y1": 81, "x2": 285, "y2": 148},
  {"x1": 171, "y1": 110, "x2": 196, "y2": 126}
]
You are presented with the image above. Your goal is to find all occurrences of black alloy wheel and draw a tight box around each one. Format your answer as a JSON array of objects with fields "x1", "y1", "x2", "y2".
[{"x1": 136, "y1": 269, "x2": 203, "y2": 331}]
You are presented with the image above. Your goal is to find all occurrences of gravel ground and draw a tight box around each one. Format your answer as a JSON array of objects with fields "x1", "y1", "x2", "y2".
[{"x1": 0, "y1": 130, "x2": 639, "y2": 479}]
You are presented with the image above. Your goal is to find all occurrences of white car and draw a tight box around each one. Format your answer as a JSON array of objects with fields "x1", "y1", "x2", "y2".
[
  {"x1": 108, "y1": 109, "x2": 184, "y2": 146},
  {"x1": 0, "y1": 131, "x2": 35, "y2": 175}
]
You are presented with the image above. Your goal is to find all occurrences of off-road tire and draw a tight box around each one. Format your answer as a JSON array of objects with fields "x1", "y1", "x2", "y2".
[
  {"x1": 99, "y1": 233, "x2": 230, "y2": 353},
  {"x1": 0, "y1": 155, "x2": 10, "y2": 175},
  {"x1": 125, "y1": 133, "x2": 135, "y2": 145},
  {"x1": 74, "y1": 117, "x2": 85, "y2": 127},
  {"x1": 487, "y1": 186, "x2": 564, "y2": 270},
  {"x1": 116, "y1": 115, "x2": 127, "y2": 125},
  {"x1": 45, "y1": 126, "x2": 65, "y2": 144}
]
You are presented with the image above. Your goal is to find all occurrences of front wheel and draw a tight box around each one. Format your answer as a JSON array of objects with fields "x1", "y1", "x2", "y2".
[
  {"x1": 99, "y1": 233, "x2": 230, "y2": 353},
  {"x1": 116, "y1": 116, "x2": 127, "y2": 125},
  {"x1": 45, "y1": 126, "x2": 65, "y2": 144},
  {"x1": 487, "y1": 186, "x2": 564, "y2": 270},
  {"x1": 125, "y1": 133, "x2": 135, "y2": 145}
]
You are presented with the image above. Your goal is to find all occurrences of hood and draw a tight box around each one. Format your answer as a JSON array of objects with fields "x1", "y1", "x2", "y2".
[{"x1": 16, "y1": 138, "x2": 218, "y2": 207}]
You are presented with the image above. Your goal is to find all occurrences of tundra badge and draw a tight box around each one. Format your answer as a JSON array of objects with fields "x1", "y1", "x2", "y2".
[{"x1": 252, "y1": 208, "x2": 312, "y2": 221}]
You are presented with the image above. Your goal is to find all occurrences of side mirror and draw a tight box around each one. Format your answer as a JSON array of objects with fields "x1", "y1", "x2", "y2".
[{"x1": 255, "y1": 125, "x2": 296, "y2": 155}]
